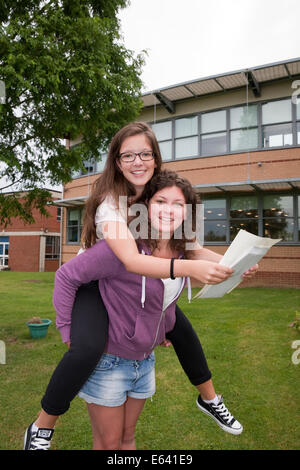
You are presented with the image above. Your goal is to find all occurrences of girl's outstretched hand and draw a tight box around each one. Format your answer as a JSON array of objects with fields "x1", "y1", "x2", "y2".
[{"x1": 191, "y1": 260, "x2": 234, "y2": 285}]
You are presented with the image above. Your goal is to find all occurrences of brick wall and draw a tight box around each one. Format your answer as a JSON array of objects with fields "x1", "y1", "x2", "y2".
[{"x1": 9, "y1": 236, "x2": 40, "y2": 272}]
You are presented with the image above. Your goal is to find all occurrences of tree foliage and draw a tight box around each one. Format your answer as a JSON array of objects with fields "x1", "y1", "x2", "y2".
[{"x1": 0, "y1": 0, "x2": 144, "y2": 225}]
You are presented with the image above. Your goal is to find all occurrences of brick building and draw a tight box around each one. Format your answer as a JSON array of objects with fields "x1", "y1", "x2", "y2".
[
  {"x1": 0, "y1": 190, "x2": 62, "y2": 272},
  {"x1": 55, "y1": 58, "x2": 300, "y2": 288}
]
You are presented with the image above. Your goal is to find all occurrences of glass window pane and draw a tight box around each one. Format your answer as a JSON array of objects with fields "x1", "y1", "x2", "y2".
[
  {"x1": 175, "y1": 116, "x2": 197, "y2": 138},
  {"x1": 67, "y1": 226, "x2": 79, "y2": 242},
  {"x1": 159, "y1": 140, "x2": 172, "y2": 161},
  {"x1": 201, "y1": 132, "x2": 226, "y2": 155},
  {"x1": 298, "y1": 196, "x2": 300, "y2": 217},
  {"x1": 152, "y1": 121, "x2": 172, "y2": 141},
  {"x1": 0, "y1": 246, "x2": 3, "y2": 255},
  {"x1": 5, "y1": 244, "x2": 9, "y2": 255},
  {"x1": 230, "y1": 128, "x2": 258, "y2": 151},
  {"x1": 204, "y1": 221, "x2": 227, "y2": 242},
  {"x1": 230, "y1": 105, "x2": 257, "y2": 129},
  {"x1": 297, "y1": 122, "x2": 300, "y2": 144},
  {"x1": 95, "y1": 153, "x2": 107, "y2": 173},
  {"x1": 68, "y1": 209, "x2": 79, "y2": 224},
  {"x1": 262, "y1": 99, "x2": 291, "y2": 124},
  {"x1": 230, "y1": 196, "x2": 258, "y2": 218},
  {"x1": 203, "y1": 199, "x2": 226, "y2": 219},
  {"x1": 201, "y1": 110, "x2": 226, "y2": 133},
  {"x1": 263, "y1": 195, "x2": 293, "y2": 217},
  {"x1": 230, "y1": 220, "x2": 258, "y2": 240},
  {"x1": 264, "y1": 218, "x2": 294, "y2": 241},
  {"x1": 263, "y1": 123, "x2": 293, "y2": 147},
  {"x1": 175, "y1": 136, "x2": 198, "y2": 159}
]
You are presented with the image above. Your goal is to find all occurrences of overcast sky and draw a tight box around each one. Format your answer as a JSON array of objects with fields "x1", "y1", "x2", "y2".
[{"x1": 118, "y1": 0, "x2": 300, "y2": 92}]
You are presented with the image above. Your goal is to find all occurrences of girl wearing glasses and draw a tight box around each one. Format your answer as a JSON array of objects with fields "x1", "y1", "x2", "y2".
[{"x1": 24, "y1": 122, "x2": 257, "y2": 450}]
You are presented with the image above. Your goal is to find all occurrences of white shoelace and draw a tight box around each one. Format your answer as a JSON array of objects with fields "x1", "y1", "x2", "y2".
[
  {"x1": 213, "y1": 401, "x2": 234, "y2": 423},
  {"x1": 31, "y1": 434, "x2": 51, "y2": 450}
]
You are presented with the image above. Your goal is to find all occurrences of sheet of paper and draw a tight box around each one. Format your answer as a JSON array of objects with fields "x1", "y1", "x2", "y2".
[{"x1": 194, "y1": 230, "x2": 281, "y2": 299}]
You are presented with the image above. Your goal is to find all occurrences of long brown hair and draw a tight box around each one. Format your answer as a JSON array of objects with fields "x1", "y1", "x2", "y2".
[
  {"x1": 135, "y1": 170, "x2": 201, "y2": 258},
  {"x1": 81, "y1": 122, "x2": 163, "y2": 248}
]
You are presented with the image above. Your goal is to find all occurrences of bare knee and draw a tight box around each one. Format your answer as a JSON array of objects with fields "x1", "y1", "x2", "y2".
[{"x1": 93, "y1": 432, "x2": 121, "y2": 450}]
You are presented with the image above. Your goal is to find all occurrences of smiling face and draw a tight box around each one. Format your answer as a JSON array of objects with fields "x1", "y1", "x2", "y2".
[
  {"x1": 148, "y1": 185, "x2": 186, "y2": 238},
  {"x1": 117, "y1": 134, "x2": 157, "y2": 196}
]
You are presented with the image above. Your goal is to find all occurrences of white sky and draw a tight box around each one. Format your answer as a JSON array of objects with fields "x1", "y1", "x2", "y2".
[{"x1": 118, "y1": 0, "x2": 300, "y2": 92}]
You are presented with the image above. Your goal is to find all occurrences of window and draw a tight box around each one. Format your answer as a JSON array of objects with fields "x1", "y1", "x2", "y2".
[
  {"x1": 45, "y1": 236, "x2": 60, "y2": 259},
  {"x1": 202, "y1": 110, "x2": 226, "y2": 133},
  {"x1": 201, "y1": 110, "x2": 227, "y2": 155},
  {"x1": 57, "y1": 207, "x2": 62, "y2": 222},
  {"x1": 262, "y1": 99, "x2": 291, "y2": 124},
  {"x1": 203, "y1": 193, "x2": 298, "y2": 245},
  {"x1": 230, "y1": 105, "x2": 258, "y2": 151},
  {"x1": 263, "y1": 195, "x2": 294, "y2": 241},
  {"x1": 201, "y1": 132, "x2": 227, "y2": 156},
  {"x1": 0, "y1": 236, "x2": 9, "y2": 268},
  {"x1": 175, "y1": 116, "x2": 198, "y2": 159},
  {"x1": 203, "y1": 199, "x2": 227, "y2": 241},
  {"x1": 71, "y1": 146, "x2": 108, "y2": 178},
  {"x1": 152, "y1": 121, "x2": 172, "y2": 161},
  {"x1": 262, "y1": 99, "x2": 293, "y2": 148},
  {"x1": 230, "y1": 196, "x2": 258, "y2": 240},
  {"x1": 67, "y1": 208, "x2": 84, "y2": 243}
]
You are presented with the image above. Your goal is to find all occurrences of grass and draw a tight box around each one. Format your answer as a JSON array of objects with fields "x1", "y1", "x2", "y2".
[{"x1": 0, "y1": 271, "x2": 299, "y2": 450}]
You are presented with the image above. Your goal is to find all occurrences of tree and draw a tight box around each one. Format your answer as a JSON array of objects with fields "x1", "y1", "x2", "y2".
[{"x1": 0, "y1": 0, "x2": 144, "y2": 225}]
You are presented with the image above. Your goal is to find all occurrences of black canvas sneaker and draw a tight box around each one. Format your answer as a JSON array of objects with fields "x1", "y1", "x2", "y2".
[
  {"x1": 196, "y1": 394, "x2": 243, "y2": 435},
  {"x1": 24, "y1": 423, "x2": 54, "y2": 450}
]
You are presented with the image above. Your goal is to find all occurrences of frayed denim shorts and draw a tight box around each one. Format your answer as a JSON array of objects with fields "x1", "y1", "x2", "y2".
[{"x1": 78, "y1": 352, "x2": 155, "y2": 407}]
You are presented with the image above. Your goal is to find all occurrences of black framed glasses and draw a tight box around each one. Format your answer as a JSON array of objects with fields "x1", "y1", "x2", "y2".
[{"x1": 119, "y1": 151, "x2": 154, "y2": 163}]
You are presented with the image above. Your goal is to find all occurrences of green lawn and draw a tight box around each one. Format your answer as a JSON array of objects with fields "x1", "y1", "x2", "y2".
[{"x1": 0, "y1": 271, "x2": 299, "y2": 450}]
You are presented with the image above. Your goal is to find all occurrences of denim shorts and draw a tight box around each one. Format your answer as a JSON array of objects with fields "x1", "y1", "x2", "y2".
[{"x1": 78, "y1": 352, "x2": 155, "y2": 407}]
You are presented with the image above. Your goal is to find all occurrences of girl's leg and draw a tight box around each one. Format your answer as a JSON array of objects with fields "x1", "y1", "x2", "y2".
[
  {"x1": 166, "y1": 305, "x2": 212, "y2": 390},
  {"x1": 38, "y1": 282, "x2": 108, "y2": 425},
  {"x1": 87, "y1": 397, "x2": 146, "y2": 450},
  {"x1": 121, "y1": 397, "x2": 147, "y2": 450},
  {"x1": 166, "y1": 305, "x2": 243, "y2": 435},
  {"x1": 87, "y1": 403, "x2": 124, "y2": 450}
]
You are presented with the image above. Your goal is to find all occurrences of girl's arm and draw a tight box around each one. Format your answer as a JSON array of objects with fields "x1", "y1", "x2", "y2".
[
  {"x1": 102, "y1": 221, "x2": 233, "y2": 285},
  {"x1": 54, "y1": 241, "x2": 119, "y2": 343}
]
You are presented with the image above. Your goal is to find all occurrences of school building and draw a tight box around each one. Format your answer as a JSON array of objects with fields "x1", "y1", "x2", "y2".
[
  {"x1": 55, "y1": 57, "x2": 300, "y2": 288},
  {"x1": 0, "y1": 190, "x2": 62, "y2": 272}
]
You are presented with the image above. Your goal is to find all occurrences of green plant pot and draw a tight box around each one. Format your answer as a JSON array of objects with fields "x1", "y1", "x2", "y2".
[{"x1": 26, "y1": 319, "x2": 52, "y2": 339}]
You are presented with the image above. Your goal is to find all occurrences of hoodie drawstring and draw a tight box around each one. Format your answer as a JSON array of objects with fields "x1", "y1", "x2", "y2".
[
  {"x1": 141, "y1": 250, "x2": 146, "y2": 308},
  {"x1": 187, "y1": 276, "x2": 191, "y2": 303}
]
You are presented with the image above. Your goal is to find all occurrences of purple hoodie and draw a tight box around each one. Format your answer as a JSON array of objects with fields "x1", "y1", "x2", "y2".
[{"x1": 53, "y1": 240, "x2": 187, "y2": 360}]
